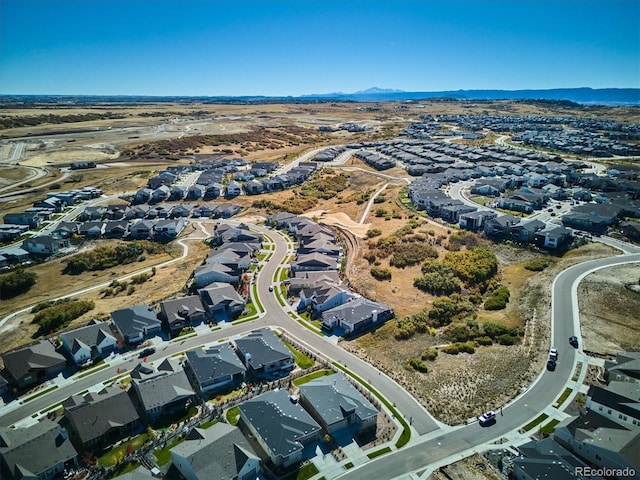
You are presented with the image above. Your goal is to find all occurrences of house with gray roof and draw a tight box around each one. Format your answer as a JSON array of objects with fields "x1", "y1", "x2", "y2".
[
  {"x1": 554, "y1": 410, "x2": 640, "y2": 475},
  {"x1": 605, "y1": 352, "x2": 640, "y2": 384},
  {"x1": 299, "y1": 373, "x2": 378, "y2": 435},
  {"x1": 183, "y1": 344, "x2": 246, "y2": 395},
  {"x1": 297, "y1": 281, "x2": 355, "y2": 314},
  {"x1": 166, "y1": 423, "x2": 260, "y2": 480},
  {"x1": 159, "y1": 295, "x2": 207, "y2": 334},
  {"x1": 321, "y1": 298, "x2": 394, "y2": 337},
  {"x1": 0, "y1": 420, "x2": 77, "y2": 480},
  {"x1": 234, "y1": 328, "x2": 294, "y2": 378},
  {"x1": 63, "y1": 387, "x2": 141, "y2": 450},
  {"x1": 60, "y1": 320, "x2": 117, "y2": 366},
  {"x1": 129, "y1": 358, "x2": 195, "y2": 422},
  {"x1": 511, "y1": 437, "x2": 598, "y2": 480},
  {"x1": 585, "y1": 382, "x2": 640, "y2": 429},
  {"x1": 22, "y1": 235, "x2": 69, "y2": 257},
  {"x1": 290, "y1": 252, "x2": 338, "y2": 273},
  {"x1": 534, "y1": 225, "x2": 573, "y2": 249},
  {"x1": 1, "y1": 340, "x2": 67, "y2": 390},
  {"x1": 198, "y1": 283, "x2": 245, "y2": 321},
  {"x1": 110, "y1": 305, "x2": 161, "y2": 345},
  {"x1": 239, "y1": 389, "x2": 321, "y2": 467}
]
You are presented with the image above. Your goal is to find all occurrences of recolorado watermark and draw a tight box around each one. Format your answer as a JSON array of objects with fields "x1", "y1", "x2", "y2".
[{"x1": 575, "y1": 466, "x2": 636, "y2": 477}]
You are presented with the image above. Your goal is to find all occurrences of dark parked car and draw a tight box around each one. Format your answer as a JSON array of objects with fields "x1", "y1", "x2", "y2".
[
  {"x1": 139, "y1": 347, "x2": 156, "y2": 358},
  {"x1": 547, "y1": 359, "x2": 556, "y2": 371},
  {"x1": 569, "y1": 336, "x2": 579, "y2": 348}
]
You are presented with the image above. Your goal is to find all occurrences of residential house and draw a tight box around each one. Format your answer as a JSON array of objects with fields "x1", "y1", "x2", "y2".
[
  {"x1": 225, "y1": 181, "x2": 243, "y2": 197},
  {"x1": 4, "y1": 211, "x2": 43, "y2": 229},
  {"x1": 234, "y1": 328, "x2": 294, "y2": 378},
  {"x1": 0, "y1": 420, "x2": 78, "y2": 480},
  {"x1": 0, "y1": 224, "x2": 29, "y2": 242},
  {"x1": 33, "y1": 197, "x2": 66, "y2": 213},
  {"x1": 204, "y1": 182, "x2": 223, "y2": 199},
  {"x1": 1, "y1": 340, "x2": 67, "y2": 390},
  {"x1": 128, "y1": 220, "x2": 156, "y2": 239},
  {"x1": 239, "y1": 389, "x2": 321, "y2": 467},
  {"x1": 290, "y1": 252, "x2": 338, "y2": 273},
  {"x1": 511, "y1": 438, "x2": 598, "y2": 480},
  {"x1": 286, "y1": 271, "x2": 341, "y2": 295},
  {"x1": 297, "y1": 281, "x2": 355, "y2": 314},
  {"x1": 484, "y1": 214, "x2": 520, "y2": 237},
  {"x1": 321, "y1": 298, "x2": 394, "y2": 337},
  {"x1": 77, "y1": 206, "x2": 106, "y2": 222},
  {"x1": 129, "y1": 359, "x2": 195, "y2": 422},
  {"x1": 183, "y1": 344, "x2": 246, "y2": 395},
  {"x1": 198, "y1": 283, "x2": 245, "y2": 320},
  {"x1": 510, "y1": 219, "x2": 546, "y2": 243},
  {"x1": 212, "y1": 223, "x2": 263, "y2": 245},
  {"x1": 60, "y1": 320, "x2": 117, "y2": 366},
  {"x1": 63, "y1": 387, "x2": 141, "y2": 450},
  {"x1": 50, "y1": 221, "x2": 78, "y2": 239},
  {"x1": 554, "y1": 410, "x2": 639, "y2": 475},
  {"x1": 166, "y1": 423, "x2": 260, "y2": 480},
  {"x1": 77, "y1": 221, "x2": 105, "y2": 238},
  {"x1": 103, "y1": 220, "x2": 129, "y2": 239},
  {"x1": 22, "y1": 235, "x2": 69, "y2": 256},
  {"x1": 604, "y1": 352, "x2": 640, "y2": 384},
  {"x1": 150, "y1": 185, "x2": 171, "y2": 203},
  {"x1": 244, "y1": 180, "x2": 265, "y2": 195},
  {"x1": 154, "y1": 218, "x2": 187, "y2": 240},
  {"x1": 159, "y1": 295, "x2": 207, "y2": 334},
  {"x1": 534, "y1": 225, "x2": 573, "y2": 249},
  {"x1": 110, "y1": 305, "x2": 162, "y2": 345},
  {"x1": 214, "y1": 203, "x2": 243, "y2": 218},
  {"x1": 169, "y1": 185, "x2": 186, "y2": 201},
  {"x1": 440, "y1": 202, "x2": 477, "y2": 223},
  {"x1": 459, "y1": 210, "x2": 497, "y2": 231},
  {"x1": 0, "y1": 247, "x2": 30, "y2": 265},
  {"x1": 297, "y1": 237, "x2": 341, "y2": 257},
  {"x1": 299, "y1": 373, "x2": 378, "y2": 435},
  {"x1": 148, "y1": 172, "x2": 177, "y2": 189},
  {"x1": 133, "y1": 188, "x2": 153, "y2": 204},
  {"x1": 585, "y1": 383, "x2": 640, "y2": 429}
]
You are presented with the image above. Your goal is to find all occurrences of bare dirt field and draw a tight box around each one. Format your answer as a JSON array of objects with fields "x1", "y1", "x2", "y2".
[
  {"x1": 429, "y1": 453, "x2": 504, "y2": 480},
  {"x1": 577, "y1": 262, "x2": 640, "y2": 353}
]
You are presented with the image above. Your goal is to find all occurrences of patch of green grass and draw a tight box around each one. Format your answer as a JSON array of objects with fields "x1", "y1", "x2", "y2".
[
  {"x1": 251, "y1": 283, "x2": 264, "y2": 313},
  {"x1": 367, "y1": 446, "x2": 391, "y2": 459},
  {"x1": 554, "y1": 388, "x2": 573, "y2": 408},
  {"x1": 99, "y1": 433, "x2": 148, "y2": 467},
  {"x1": 226, "y1": 406, "x2": 240, "y2": 426},
  {"x1": 296, "y1": 462, "x2": 319, "y2": 480},
  {"x1": 332, "y1": 362, "x2": 411, "y2": 448},
  {"x1": 153, "y1": 436, "x2": 184, "y2": 466},
  {"x1": 345, "y1": 462, "x2": 354, "y2": 469},
  {"x1": 23, "y1": 385, "x2": 58, "y2": 402},
  {"x1": 200, "y1": 419, "x2": 219, "y2": 429},
  {"x1": 239, "y1": 301, "x2": 257, "y2": 318},
  {"x1": 283, "y1": 340, "x2": 315, "y2": 369},
  {"x1": 540, "y1": 419, "x2": 561, "y2": 434},
  {"x1": 522, "y1": 413, "x2": 549, "y2": 432},
  {"x1": 293, "y1": 369, "x2": 335, "y2": 386}
]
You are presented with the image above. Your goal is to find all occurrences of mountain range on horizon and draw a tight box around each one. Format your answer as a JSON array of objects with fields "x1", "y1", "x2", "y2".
[{"x1": 1, "y1": 87, "x2": 639, "y2": 106}]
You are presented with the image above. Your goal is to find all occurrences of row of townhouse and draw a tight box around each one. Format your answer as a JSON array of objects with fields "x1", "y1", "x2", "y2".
[
  {"x1": 267, "y1": 213, "x2": 395, "y2": 337},
  {"x1": 511, "y1": 352, "x2": 640, "y2": 480}
]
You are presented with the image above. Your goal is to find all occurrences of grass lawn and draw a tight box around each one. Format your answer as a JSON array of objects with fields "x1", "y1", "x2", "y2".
[
  {"x1": 296, "y1": 462, "x2": 319, "y2": 480},
  {"x1": 98, "y1": 433, "x2": 149, "y2": 467},
  {"x1": 522, "y1": 413, "x2": 549, "y2": 432},
  {"x1": 554, "y1": 387, "x2": 573, "y2": 408},
  {"x1": 283, "y1": 340, "x2": 315, "y2": 369},
  {"x1": 154, "y1": 436, "x2": 185, "y2": 466},
  {"x1": 293, "y1": 369, "x2": 335, "y2": 386},
  {"x1": 226, "y1": 406, "x2": 240, "y2": 426},
  {"x1": 540, "y1": 419, "x2": 561, "y2": 434},
  {"x1": 367, "y1": 446, "x2": 391, "y2": 459},
  {"x1": 200, "y1": 419, "x2": 219, "y2": 429}
]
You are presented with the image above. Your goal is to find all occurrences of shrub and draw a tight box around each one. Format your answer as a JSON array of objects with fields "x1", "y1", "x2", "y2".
[
  {"x1": 370, "y1": 266, "x2": 392, "y2": 281},
  {"x1": 484, "y1": 295, "x2": 508, "y2": 310},
  {"x1": 496, "y1": 334, "x2": 519, "y2": 345},
  {"x1": 443, "y1": 247, "x2": 498, "y2": 287},
  {"x1": 442, "y1": 341, "x2": 475, "y2": 355},
  {"x1": 408, "y1": 357, "x2": 429, "y2": 373},
  {"x1": 0, "y1": 268, "x2": 37, "y2": 300},
  {"x1": 33, "y1": 300, "x2": 95, "y2": 333},
  {"x1": 483, "y1": 322, "x2": 511, "y2": 338},
  {"x1": 476, "y1": 336, "x2": 493, "y2": 346},
  {"x1": 428, "y1": 295, "x2": 475, "y2": 327},
  {"x1": 366, "y1": 228, "x2": 382, "y2": 238},
  {"x1": 524, "y1": 258, "x2": 550, "y2": 271},
  {"x1": 63, "y1": 241, "x2": 162, "y2": 275},
  {"x1": 421, "y1": 347, "x2": 438, "y2": 361},
  {"x1": 389, "y1": 243, "x2": 439, "y2": 268},
  {"x1": 414, "y1": 260, "x2": 461, "y2": 295}
]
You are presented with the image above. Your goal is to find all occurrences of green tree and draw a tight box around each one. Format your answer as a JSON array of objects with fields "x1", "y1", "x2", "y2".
[{"x1": 0, "y1": 268, "x2": 37, "y2": 300}]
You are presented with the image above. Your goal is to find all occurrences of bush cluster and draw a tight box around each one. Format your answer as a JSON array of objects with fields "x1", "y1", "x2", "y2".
[
  {"x1": 33, "y1": 299, "x2": 95, "y2": 333},
  {"x1": 442, "y1": 341, "x2": 476, "y2": 355},
  {"x1": 366, "y1": 228, "x2": 382, "y2": 239},
  {"x1": 389, "y1": 243, "x2": 439, "y2": 268},
  {"x1": 523, "y1": 258, "x2": 551, "y2": 271},
  {"x1": 63, "y1": 241, "x2": 162, "y2": 275},
  {"x1": 484, "y1": 286, "x2": 510, "y2": 310},
  {"x1": 0, "y1": 268, "x2": 37, "y2": 299},
  {"x1": 413, "y1": 260, "x2": 461, "y2": 295},
  {"x1": 443, "y1": 247, "x2": 498, "y2": 287},
  {"x1": 407, "y1": 357, "x2": 429, "y2": 373},
  {"x1": 370, "y1": 266, "x2": 392, "y2": 281}
]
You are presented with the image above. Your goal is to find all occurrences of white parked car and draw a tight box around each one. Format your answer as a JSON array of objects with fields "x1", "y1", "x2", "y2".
[
  {"x1": 478, "y1": 411, "x2": 496, "y2": 426},
  {"x1": 549, "y1": 347, "x2": 558, "y2": 361}
]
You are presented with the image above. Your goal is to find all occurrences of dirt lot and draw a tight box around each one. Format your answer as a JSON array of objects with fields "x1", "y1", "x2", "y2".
[
  {"x1": 429, "y1": 453, "x2": 504, "y2": 480},
  {"x1": 577, "y1": 262, "x2": 640, "y2": 353}
]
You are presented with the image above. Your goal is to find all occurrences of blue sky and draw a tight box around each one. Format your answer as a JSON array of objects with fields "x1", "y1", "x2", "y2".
[{"x1": 1, "y1": 0, "x2": 638, "y2": 96}]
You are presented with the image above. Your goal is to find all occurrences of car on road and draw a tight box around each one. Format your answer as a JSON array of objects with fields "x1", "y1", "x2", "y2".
[
  {"x1": 547, "y1": 359, "x2": 557, "y2": 371},
  {"x1": 478, "y1": 411, "x2": 496, "y2": 426},
  {"x1": 139, "y1": 347, "x2": 156, "y2": 358},
  {"x1": 569, "y1": 336, "x2": 579, "y2": 348},
  {"x1": 549, "y1": 347, "x2": 558, "y2": 361},
  {"x1": 268, "y1": 286, "x2": 274, "y2": 292}
]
